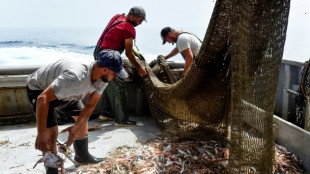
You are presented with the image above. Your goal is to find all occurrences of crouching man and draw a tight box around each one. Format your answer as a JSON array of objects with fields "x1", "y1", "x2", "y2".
[{"x1": 26, "y1": 50, "x2": 128, "y2": 173}]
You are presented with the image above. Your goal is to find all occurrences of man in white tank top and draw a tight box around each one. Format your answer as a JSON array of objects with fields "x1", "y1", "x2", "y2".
[{"x1": 160, "y1": 27, "x2": 202, "y2": 76}]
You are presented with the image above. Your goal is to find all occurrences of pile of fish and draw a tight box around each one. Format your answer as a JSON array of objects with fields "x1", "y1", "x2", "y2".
[
  {"x1": 274, "y1": 144, "x2": 304, "y2": 173},
  {"x1": 76, "y1": 134, "x2": 305, "y2": 173}
]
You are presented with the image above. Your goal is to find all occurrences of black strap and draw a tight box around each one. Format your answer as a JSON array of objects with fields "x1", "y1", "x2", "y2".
[
  {"x1": 97, "y1": 14, "x2": 127, "y2": 48},
  {"x1": 179, "y1": 32, "x2": 203, "y2": 43}
]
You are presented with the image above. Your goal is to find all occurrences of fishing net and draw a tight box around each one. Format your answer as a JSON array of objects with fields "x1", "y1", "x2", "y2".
[{"x1": 124, "y1": 0, "x2": 290, "y2": 173}]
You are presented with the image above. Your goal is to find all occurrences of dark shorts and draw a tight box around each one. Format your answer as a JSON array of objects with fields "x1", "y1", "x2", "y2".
[{"x1": 26, "y1": 86, "x2": 84, "y2": 128}]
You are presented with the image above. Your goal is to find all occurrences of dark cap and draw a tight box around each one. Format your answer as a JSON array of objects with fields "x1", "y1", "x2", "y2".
[
  {"x1": 97, "y1": 50, "x2": 129, "y2": 79},
  {"x1": 160, "y1": 27, "x2": 172, "y2": 45},
  {"x1": 129, "y1": 6, "x2": 147, "y2": 22}
]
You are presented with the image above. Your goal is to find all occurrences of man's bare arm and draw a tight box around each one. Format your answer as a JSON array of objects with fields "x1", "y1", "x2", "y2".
[
  {"x1": 125, "y1": 38, "x2": 147, "y2": 77},
  {"x1": 36, "y1": 86, "x2": 57, "y2": 133},
  {"x1": 164, "y1": 47, "x2": 179, "y2": 60},
  {"x1": 74, "y1": 92, "x2": 101, "y2": 128},
  {"x1": 63, "y1": 92, "x2": 101, "y2": 146},
  {"x1": 35, "y1": 86, "x2": 57, "y2": 152}
]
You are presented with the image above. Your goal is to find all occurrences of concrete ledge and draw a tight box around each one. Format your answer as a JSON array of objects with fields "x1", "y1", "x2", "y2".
[
  {"x1": 274, "y1": 115, "x2": 310, "y2": 173},
  {"x1": 0, "y1": 65, "x2": 41, "y2": 75}
]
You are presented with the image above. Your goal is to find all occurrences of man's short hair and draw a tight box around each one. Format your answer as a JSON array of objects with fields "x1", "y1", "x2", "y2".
[{"x1": 128, "y1": 6, "x2": 147, "y2": 21}]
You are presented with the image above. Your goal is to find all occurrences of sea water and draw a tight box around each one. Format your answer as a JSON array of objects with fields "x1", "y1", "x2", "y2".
[
  {"x1": 0, "y1": 27, "x2": 189, "y2": 67},
  {"x1": 0, "y1": 27, "x2": 309, "y2": 67}
]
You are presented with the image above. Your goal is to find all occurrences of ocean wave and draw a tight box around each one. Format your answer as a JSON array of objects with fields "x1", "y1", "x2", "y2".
[
  {"x1": 0, "y1": 47, "x2": 168, "y2": 67},
  {"x1": 0, "y1": 40, "x2": 65, "y2": 50},
  {"x1": 0, "y1": 47, "x2": 93, "y2": 67},
  {"x1": 0, "y1": 41, "x2": 24, "y2": 44},
  {"x1": 60, "y1": 43, "x2": 76, "y2": 46},
  {"x1": 0, "y1": 40, "x2": 184, "y2": 66},
  {"x1": 0, "y1": 40, "x2": 38, "y2": 46},
  {"x1": 0, "y1": 40, "x2": 93, "y2": 54},
  {"x1": 84, "y1": 46, "x2": 95, "y2": 49}
]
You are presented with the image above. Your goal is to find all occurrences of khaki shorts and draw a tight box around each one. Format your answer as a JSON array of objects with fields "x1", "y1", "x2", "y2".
[{"x1": 26, "y1": 86, "x2": 84, "y2": 128}]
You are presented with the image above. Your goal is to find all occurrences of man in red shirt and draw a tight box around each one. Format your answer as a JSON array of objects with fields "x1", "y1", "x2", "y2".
[{"x1": 97, "y1": 6, "x2": 147, "y2": 127}]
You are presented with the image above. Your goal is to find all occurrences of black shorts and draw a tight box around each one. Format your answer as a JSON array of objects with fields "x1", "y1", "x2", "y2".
[{"x1": 26, "y1": 86, "x2": 84, "y2": 128}]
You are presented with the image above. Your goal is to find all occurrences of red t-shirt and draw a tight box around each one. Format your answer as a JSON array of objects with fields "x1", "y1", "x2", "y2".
[{"x1": 98, "y1": 14, "x2": 136, "y2": 53}]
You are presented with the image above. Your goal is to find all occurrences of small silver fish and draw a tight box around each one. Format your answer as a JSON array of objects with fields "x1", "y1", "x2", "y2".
[{"x1": 33, "y1": 152, "x2": 64, "y2": 169}]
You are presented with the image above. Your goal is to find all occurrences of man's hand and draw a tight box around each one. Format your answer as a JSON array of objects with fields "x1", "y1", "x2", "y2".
[
  {"x1": 61, "y1": 92, "x2": 100, "y2": 146},
  {"x1": 35, "y1": 131, "x2": 51, "y2": 152},
  {"x1": 61, "y1": 125, "x2": 79, "y2": 147},
  {"x1": 138, "y1": 66, "x2": 147, "y2": 77},
  {"x1": 158, "y1": 55, "x2": 166, "y2": 59}
]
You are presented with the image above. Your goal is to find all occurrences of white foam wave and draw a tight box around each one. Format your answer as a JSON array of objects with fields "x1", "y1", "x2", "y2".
[
  {"x1": 0, "y1": 47, "x2": 185, "y2": 67},
  {"x1": 0, "y1": 47, "x2": 93, "y2": 66}
]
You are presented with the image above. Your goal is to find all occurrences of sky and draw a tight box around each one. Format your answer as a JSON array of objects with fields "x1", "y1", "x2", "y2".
[
  {"x1": 0, "y1": 0, "x2": 213, "y2": 29},
  {"x1": 0, "y1": 0, "x2": 309, "y2": 61}
]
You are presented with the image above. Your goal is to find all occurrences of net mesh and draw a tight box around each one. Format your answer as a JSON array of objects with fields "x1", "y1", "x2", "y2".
[{"x1": 124, "y1": 0, "x2": 290, "y2": 173}]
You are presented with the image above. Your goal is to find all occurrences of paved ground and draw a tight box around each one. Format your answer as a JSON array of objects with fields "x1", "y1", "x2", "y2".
[{"x1": 0, "y1": 115, "x2": 161, "y2": 174}]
